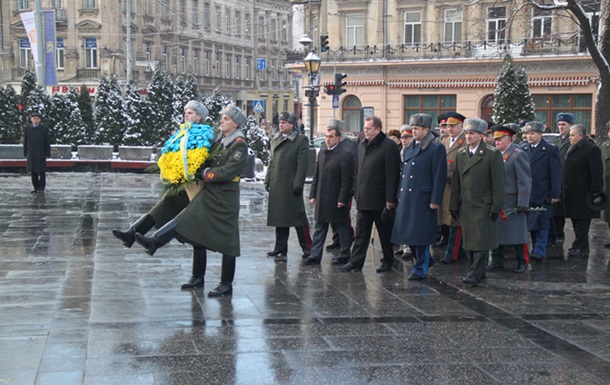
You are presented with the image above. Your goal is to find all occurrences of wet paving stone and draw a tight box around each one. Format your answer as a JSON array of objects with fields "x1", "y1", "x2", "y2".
[{"x1": 0, "y1": 172, "x2": 609, "y2": 384}]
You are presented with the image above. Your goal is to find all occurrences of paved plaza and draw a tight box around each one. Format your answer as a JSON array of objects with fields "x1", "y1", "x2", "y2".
[{"x1": 0, "y1": 172, "x2": 609, "y2": 385}]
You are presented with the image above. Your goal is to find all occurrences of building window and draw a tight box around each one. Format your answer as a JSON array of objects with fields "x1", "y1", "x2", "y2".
[
  {"x1": 342, "y1": 95, "x2": 363, "y2": 133},
  {"x1": 532, "y1": 94, "x2": 593, "y2": 132},
  {"x1": 532, "y1": 8, "x2": 552, "y2": 40},
  {"x1": 282, "y1": 67, "x2": 288, "y2": 82},
  {"x1": 161, "y1": 0, "x2": 168, "y2": 18},
  {"x1": 444, "y1": 9, "x2": 462, "y2": 44},
  {"x1": 19, "y1": 39, "x2": 31, "y2": 68},
  {"x1": 83, "y1": 0, "x2": 95, "y2": 9},
  {"x1": 271, "y1": 59, "x2": 277, "y2": 81},
  {"x1": 346, "y1": 14, "x2": 363, "y2": 47},
  {"x1": 205, "y1": 51, "x2": 210, "y2": 75},
  {"x1": 235, "y1": 12, "x2": 241, "y2": 35},
  {"x1": 192, "y1": 0, "x2": 199, "y2": 26},
  {"x1": 258, "y1": 16, "x2": 265, "y2": 38},
  {"x1": 145, "y1": 42, "x2": 151, "y2": 62},
  {"x1": 179, "y1": 0, "x2": 186, "y2": 24},
  {"x1": 225, "y1": 8, "x2": 231, "y2": 34},
  {"x1": 203, "y1": 2, "x2": 210, "y2": 29},
  {"x1": 245, "y1": 57, "x2": 251, "y2": 79},
  {"x1": 215, "y1": 52, "x2": 221, "y2": 77},
  {"x1": 486, "y1": 6, "x2": 506, "y2": 43},
  {"x1": 215, "y1": 6, "x2": 221, "y2": 32},
  {"x1": 18, "y1": 0, "x2": 30, "y2": 10},
  {"x1": 163, "y1": 46, "x2": 167, "y2": 71},
  {"x1": 404, "y1": 11, "x2": 422, "y2": 46},
  {"x1": 270, "y1": 19, "x2": 277, "y2": 41},
  {"x1": 579, "y1": 3, "x2": 601, "y2": 53},
  {"x1": 84, "y1": 38, "x2": 98, "y2": 68},
  {"x1": 180, "y1": 48, "x2": 186, "y2": 73},
  {"x1": 56, "y1": 38, "x2": 64, "y2": 69},
  {"x1": 281, "y1": 20, "x2": 288, "y2": 42},
  {"x1": 245, "y1": 13, "x2": 251, "y2": 36},
  {"x1": 193, "y1": 50, "x2": 199, "y2": 74},
  {"x1": 404, "y1": 95, "x2": 457, "y2": 124},
  {"x1": 225, "y1": 55, "x2": 231, "y2": 78},
  {"x1": 235, "y1": 55, "x2": 241, "y2": 79}
]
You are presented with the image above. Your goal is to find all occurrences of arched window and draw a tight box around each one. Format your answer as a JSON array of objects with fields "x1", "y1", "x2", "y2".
[
  {"x1": 342, "y1": 95, "x2": 362, "y2": 133},
  {"x1": 481, "y1": 94, "x2": 494, "y2": 122}
]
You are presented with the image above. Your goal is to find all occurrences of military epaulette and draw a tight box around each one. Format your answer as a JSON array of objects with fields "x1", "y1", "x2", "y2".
[{"x1": 235, "y1": 137, "x2": 244, "y2": 142}]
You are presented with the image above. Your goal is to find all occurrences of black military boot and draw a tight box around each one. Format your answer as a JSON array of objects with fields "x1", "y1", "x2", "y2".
[
  {"x1": 112, "y1": 214, "x2": 155, "y2": 248},
  {"x1": 134, "y1": 219, "x2": 178, "y2": 256},
  {"x1": 181, "y1": 247, "x2": 207, "y2": 289},
  {"x1": 208, "y1": 255, "x2": 235, "y2": 297}
]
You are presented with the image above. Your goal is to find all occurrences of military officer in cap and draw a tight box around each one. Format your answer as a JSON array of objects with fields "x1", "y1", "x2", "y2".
[
  {"x1": 392, "y1": 114, "x2": 447, "y2": 280},
  {"x1": 487, "y1": 125, "x2": 532, "y2": 273},
  {"x1": 23, "y1": 111, "x2": 51, "y2": 193},
  {"x1": 549, "y1": 112, "x2": 574, "y2": 244},
  {"x1": 450, "y1": 118, "x2": 505, "y2": 287},
  {"x1": 265, "y1": 111, "x2": 312, "y2": 260},
  {"x1": 520, "y1": 121, "x2": 561, "y2": 261}
]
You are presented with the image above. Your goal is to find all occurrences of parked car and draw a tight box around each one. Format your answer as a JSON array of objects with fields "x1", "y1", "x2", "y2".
[{"x1": 542, "y1": 133, "x2": 560, "y2": 141}]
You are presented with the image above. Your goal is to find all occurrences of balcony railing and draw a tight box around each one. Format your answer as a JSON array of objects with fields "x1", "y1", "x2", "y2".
[
  {"x1": 286, "y1": 36, "x2": 591, "y2": 64},
  {"x1": 77, "y1": 68, "x2": 101, "y2": 80}
]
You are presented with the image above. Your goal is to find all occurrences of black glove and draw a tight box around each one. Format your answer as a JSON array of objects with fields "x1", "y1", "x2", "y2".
[
  {"x1": 489, "y1": 212, "x2": 499, "y2": 222},
  {"x1": 293, "y1": 186, "x2": 303, "y2": 195},
  {"x1": 516, "y1": 206, "x2": 528, "y2": 214},
  {"x1": 265, "y1": 184, "x2": 270, "y2": 192},
  {"x1": 450, "y1": 210, "x2": 459, "y2": 221}
]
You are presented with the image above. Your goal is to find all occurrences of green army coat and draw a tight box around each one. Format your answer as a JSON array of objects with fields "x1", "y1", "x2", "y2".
[
  {"x1": 265, "y1": 129, "x2": 310, "y2": 227},
  {"x1": 175, "y1": 130, "x2": 248, "y2": 256},
  {"x1": 599, "y1": 140, "x2": 610, "y2": 222},
  {"x1": 440, "y1": 131, "x2": 467, "y2": 227},
  {"x1": 450, "y1": 141, "x2": 505, "y2": 251}
]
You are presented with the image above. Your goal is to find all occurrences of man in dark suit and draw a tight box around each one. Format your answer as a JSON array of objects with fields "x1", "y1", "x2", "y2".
[
  {"x1": 488, "y1": 125, "x2": 532, "y2": 273},
  {"x1": 339, "y1": 116, "x2": 401, "y2": 272},
  {"x1": 563, "y1": 124, "x2": 603, "y2": 257},
  {"x1": 391, "y1": 114, "x2": 446, "y2": 280},
  {"x1": 520, "y1": 121, "x2": 562, "y2": 261},
  {"x1": 450, "y1": 118, "x2": 505, "y2": 287},
  {"x1": 305, "y1": 121, "x2": 354, "y2": 265},
  {"x1": 549, "y1": 112, "x2": 573, "y2": 244},
  {"x1": 23, "y1": 111, "x2": 51, "y2": 193}
]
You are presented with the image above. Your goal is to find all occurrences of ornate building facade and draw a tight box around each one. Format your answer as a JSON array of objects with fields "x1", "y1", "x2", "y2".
[
  {"x1": 0, "y1": 0, "x2": 295, "y2": 118},
  {"x1": 290, "y1": 0, "x2": 605, "y2": 135}
]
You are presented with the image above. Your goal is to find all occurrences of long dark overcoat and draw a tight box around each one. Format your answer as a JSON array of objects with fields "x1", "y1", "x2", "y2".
[
  {"x1": 392, "y1": 132, "x2": 446, "y2": 246},
  {"x1": 175, "y1": 131, "x2": 248, "y2": 256},
  {"x1": 354, "y1": 132, "x2": 401, "y2": 211},
  {"x1": 23, "y1": 124, "x2": 50, "y2": 172},
  {"x1": 450, "y1": 141, "x2": 505, "y2": 251},
  {"x1": 265, "y1": 129, "x2": 310, "y2": 227},
  {"x1": 563, "y1": 137, "x2": 603, "y2": 219},
  {"x1": 440, "y1": 132, "x2": 467, "y2": 226},
  {"x1": 551, "y1": 134, "x2": 570, "y2": 216},
  {"x1": 309, "y1": 144, "x2": 354, "y2": 223},
  {"x1": 601, "y1": 140, "x2": 610, "y2": 222},
  {"x1": 497, "y1": 143, "x2": 531, "y2": 245},
  {"x1": 520, "y1": 139, "x2": 561, "y2": 231}
]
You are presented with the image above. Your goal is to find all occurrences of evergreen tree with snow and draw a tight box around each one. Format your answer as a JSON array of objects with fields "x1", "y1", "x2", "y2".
[
  {"x1": 94, "y1": 74, "x2": 126, "y2": 148},
  {"x1": 242, "y1": 115, "x2": 270, "y2": 166},
  {"x1": 25, "y1": 85, "x2": 51, "y2": 120},
  {"x1": 492, "y1": 53, "x2": 536, "y2": 125},
  {"x1": 203, "y1": 88, "x2": 231, "y2": 123},
  {"x1": 19, "y1": 69, "x2": 37, "y2": 124},
  {"x1": 64, "y1": 88, "x2": 87, "y2": 148},
  {"x1": 124, "y1": 79, "x2": 148, "y2": 146},
  {"x1": 145, "y1": 70, "x2": 175, "y2": 146},
  {"x1": 78, "y1": 85, "x2": 95, "y2": 142},
  {"x1": 0, "y1": 86, "x2": 22, "y2": 143},
  {"x1": 48, "y1": 92, "x2": 71, "y2": 144}
]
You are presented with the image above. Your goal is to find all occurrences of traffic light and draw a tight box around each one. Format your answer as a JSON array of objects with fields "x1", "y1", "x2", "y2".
[
  {"x1": 320, "y1": 34, "x2": 329, "y2": 53},
  {"x1": 334, "y1": 73, "x2": 347, "y2": 95},
  {"x1": 323, "y1": 84, "x2": 336, "y2": 95}
]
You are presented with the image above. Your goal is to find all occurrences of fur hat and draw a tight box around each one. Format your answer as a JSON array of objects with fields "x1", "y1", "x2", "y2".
[
  {"x1": 279, "y1": 111, "x2": 298, "y2": 125},
  {"x1": 327, "y1": 119, "x2": 345, "y2": 130},
  {"x1": 463, "y1": 118, "x2": 488, "y2": 134},
  {"x1": 556, "y1": 112, "x2": 574, "y2": 124},
  {"x1": 220, "y1": 104, "x2": 247, "y2": 127},
  {"x1": 409, "y1": 113, "x2": 432, "y2": 128},
  {"x1": 523, "y1": 121, "x2": 545, "y2": 133},
  {"x1": 184, "y1": 100, "x2": 209, "y2": 121}
]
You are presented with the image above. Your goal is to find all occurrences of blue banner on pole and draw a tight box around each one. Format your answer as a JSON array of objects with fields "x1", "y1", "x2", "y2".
[{"x1": 43, "y1": 10, "x2": 58, "y2": 86}]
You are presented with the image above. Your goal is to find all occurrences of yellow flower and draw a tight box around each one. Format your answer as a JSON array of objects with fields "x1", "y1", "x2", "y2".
[{"x1": 158, "y1": 147, "x2": 210, "y2": 185}]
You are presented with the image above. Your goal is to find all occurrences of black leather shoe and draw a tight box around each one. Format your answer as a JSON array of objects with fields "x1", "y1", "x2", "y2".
[
  {"x1": 441, "y1": 257, "x2": 455, "y2": 265},
  {"x1": 30, "y1": 190, "x2": 37, "y2": 194},
  {"x1": 434, "y1": 238, "x2": 448, "y2": 248},
  {"x1": 530, "y1": 254, "x2": 544, "y2": 262},
  {"x1": 462, "y1": 277, "x2": 479, "y2": 287},
  {"x1": 181, "y1": 275, "x2": 205, "y2": 289},
  {"x1": 331, "y1": 257, "x2": 349, "y2": 265},
  {"x1": 408, "y1": 273, "x2": 423, "y2": 281},
  {"x1": 568, "y1": 248, "x2": 589, "y2": 258},
  {"x1": 267, "y1": 250, "x2": 286, "y2": 257},
  {"x1": 338, "y1": 262, "x2": 362, "y2": 272},
  {"x1": 376, "y1": 262, "x2": 393, "y2": 273},
  {"x1": 303, "y1": 257, "x2": 320, "y2": 266},
  {"x1": 274, "y1": 253, "x2": 288, "y2": 262},
  {"x1": 325, "y1": 242, "x2": 340, "y2": 251},
  {"x1": 513, "y1": 264, "x2": 527, "y2": 273},
  {"x1": 485, "y1": 264, "x2": 504, "y2": 271},
  {"x1": 301, "y1": 250, "x2": 311, "y2": 259},
  {"x1": 605, "y1": 242, "x2": 610, "y2": 248},
  {"x1": 207, "y1": 283, "x2": 232, "y2": 297}
]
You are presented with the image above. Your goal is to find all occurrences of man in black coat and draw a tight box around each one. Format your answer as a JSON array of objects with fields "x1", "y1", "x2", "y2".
[
  {"x1": 563, "y1": 124, "x2": 603, "y2": 258},
  {"x1": 339, "y1": 116, "x2": 401, "y2": 272},
  {"x1": 305, "y1": 122, "x2": 354, "y2": 265},
  {"x1": 549, "y1": 112, "x2": 573, "y2": 244},
  {"x1": 23, "y1": 111, "x2": 51, "y2": 193}
]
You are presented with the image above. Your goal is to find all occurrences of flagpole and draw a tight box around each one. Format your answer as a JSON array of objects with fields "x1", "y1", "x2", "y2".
[{"x1": 34, "y1": 0, "x2": 45, "y2": 87}]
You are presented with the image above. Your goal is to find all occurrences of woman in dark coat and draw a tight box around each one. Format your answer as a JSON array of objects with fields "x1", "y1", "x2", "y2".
[
  {"x1": 134, "y1": 104, "x2": 248, "y2": 297},
  {"x1": 23, "y1": 112, "x2": 51, "y2": 193}
]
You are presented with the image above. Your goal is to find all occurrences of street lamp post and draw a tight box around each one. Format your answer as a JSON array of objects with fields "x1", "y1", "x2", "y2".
[{"x1": 303, "y1": 50, "x2": 321, "y2": 144}]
